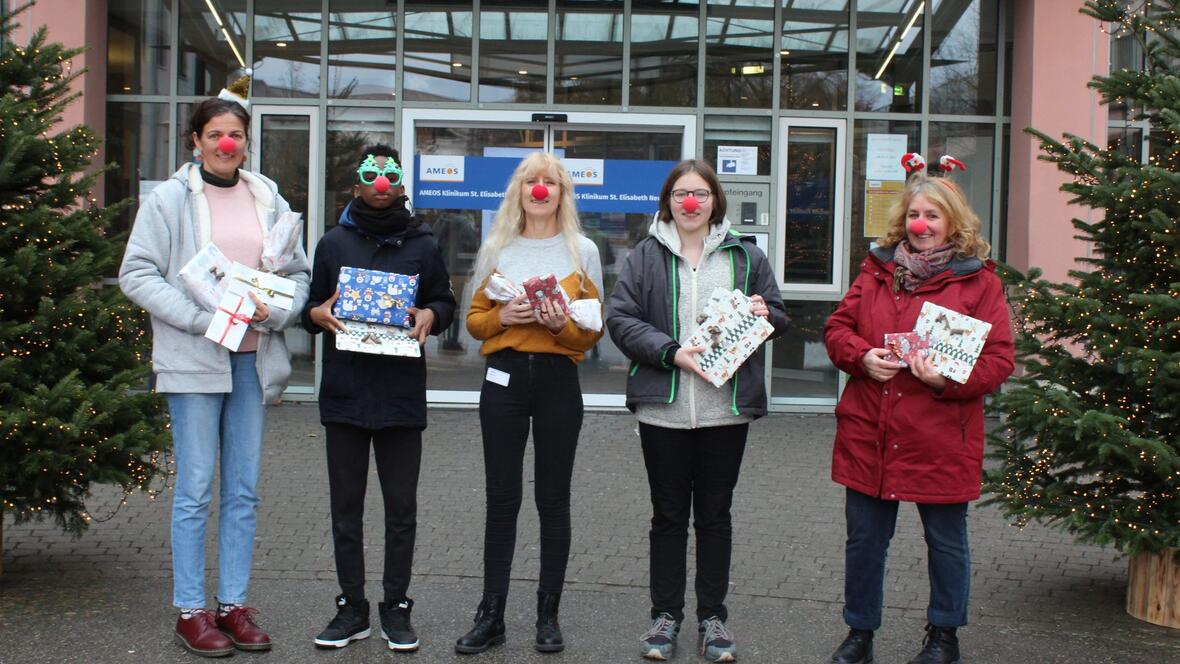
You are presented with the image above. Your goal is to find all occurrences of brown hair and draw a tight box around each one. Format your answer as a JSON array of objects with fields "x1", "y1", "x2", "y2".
[
  {"x1": 657, "y1": 159, "x2": 728, "y2": 225},
  {"x1": 184, "y1": 98, "x2": 251, "y2": 151},
  {"x1": 879, "y1": 174, "x2": 991, "y2": 259}
]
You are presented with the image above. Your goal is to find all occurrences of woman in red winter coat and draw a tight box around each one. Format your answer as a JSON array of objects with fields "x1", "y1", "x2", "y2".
[{"x1": 823, "y1": 171, "x2": 1014, "y2": 664}]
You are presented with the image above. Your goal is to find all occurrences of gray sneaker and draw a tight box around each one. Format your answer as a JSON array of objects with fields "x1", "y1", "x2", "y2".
[
  {"x1": 640, "y1": 612, "x2": 681, "y2": 660},
  {"x1": 699, "y1": 616, "x2": 737, "y2": 662}
]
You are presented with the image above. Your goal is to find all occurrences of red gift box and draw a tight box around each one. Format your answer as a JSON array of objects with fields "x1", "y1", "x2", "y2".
[{"x1": 522, "y1": 274, "x2": 570, "y2": 316}]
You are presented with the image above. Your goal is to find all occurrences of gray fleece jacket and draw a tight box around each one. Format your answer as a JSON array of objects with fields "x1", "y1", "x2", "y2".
[
  {"x1": 119, "y1": 164, "x2": 311, "y2": 404},
  {"x1": 632, "y1": 217, "x2": 781, "y2": 429}
]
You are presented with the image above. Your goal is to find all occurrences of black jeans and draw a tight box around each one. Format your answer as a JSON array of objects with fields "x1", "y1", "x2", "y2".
[
  {"x1": 478, "y1": 349, "x2": 584, "y2": 596},
  {"x1": 639, "y1": 422, "x2": 748, "y2": 623},
  {"x1": 325, "y1": 423, "x2": 422, "y2": 603}
]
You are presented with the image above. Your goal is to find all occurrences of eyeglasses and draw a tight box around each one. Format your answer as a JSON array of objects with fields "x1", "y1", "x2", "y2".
[
  {"x1": 356, "y1": 154, "x2": 404, "y2": 186},
  {"x1": 670, "y1": 189, "x2": 711, "y2": 202}
]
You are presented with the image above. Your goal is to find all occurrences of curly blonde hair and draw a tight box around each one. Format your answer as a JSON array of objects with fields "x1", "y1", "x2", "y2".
[
  {"x1": 473, "y1": 152, "x2": 587, "y2": 285},
  {"x1": 878, "y1": 174, "x2": 991, "y2": 259}
]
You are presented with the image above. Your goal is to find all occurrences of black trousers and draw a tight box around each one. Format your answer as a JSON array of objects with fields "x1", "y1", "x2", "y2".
[
  {"x1": 478, "y1": 349, "x2": 584, "y2": 596},
  {"x1": 639, "y1": 422, "x2": 748, "y2": 623},
  {"x1": 325, "y1": 423, "x2": 422, "y2": 603}
]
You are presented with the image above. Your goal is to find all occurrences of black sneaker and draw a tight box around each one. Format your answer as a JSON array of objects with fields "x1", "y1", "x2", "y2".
[
  {"x1": 314, "y1": 594, "x2": 371, "y2": 648},
  {"x1": 907, "y1": 624, "x2": 960, "y2": 664},
  {"x1": 379, "y1": 599, "x2": 420, "y2": 652}
]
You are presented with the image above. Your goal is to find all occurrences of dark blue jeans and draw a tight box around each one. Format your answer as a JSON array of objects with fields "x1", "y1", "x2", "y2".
[{"x1": 843, "y1": 488, "x2": 970, "y2": 631}]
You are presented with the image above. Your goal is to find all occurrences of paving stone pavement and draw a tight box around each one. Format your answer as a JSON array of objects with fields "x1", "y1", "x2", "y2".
[{"x1": 1, "y1": 405, "x2": 1177, "y2": 663}]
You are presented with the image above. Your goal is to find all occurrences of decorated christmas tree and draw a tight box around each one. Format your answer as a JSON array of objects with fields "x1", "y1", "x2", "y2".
[
  {"x1": 984, "y1": 0, "x2": 1179, "y2": 566},
  {"x1": 0, "y1": 6, "x2": 170, "y2": 561}
]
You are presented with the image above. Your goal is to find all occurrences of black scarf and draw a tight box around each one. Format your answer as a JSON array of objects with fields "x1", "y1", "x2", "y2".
[
  {"x1": 349, "y1": 196, "x2": 413, "y2": 238},
  {"x1": 199, "y1": 166, "x2": 240, "y2": 188}
]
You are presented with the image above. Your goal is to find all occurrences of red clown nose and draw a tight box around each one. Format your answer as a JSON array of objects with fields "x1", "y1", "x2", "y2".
[
  {"x1": 373, "y1": 175, "x2": 391, "y2": 193},
  {"x1": 681, "y1": 195, "x2": 700, "y2": 213},
  {"x1": 908, "y1": 218, "x2": 929, "y2": 235},
  {"x1": 217, "y1": 136, "x2": 236, "y2": 154},
  {"x1": 531, "y1": 184, "x2": 549, "y2": 200}
]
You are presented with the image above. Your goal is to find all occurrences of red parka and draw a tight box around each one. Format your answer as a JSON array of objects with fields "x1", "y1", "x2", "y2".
[{"x1": 824, "y1": 246, "x2": 1015, "y2": 504}]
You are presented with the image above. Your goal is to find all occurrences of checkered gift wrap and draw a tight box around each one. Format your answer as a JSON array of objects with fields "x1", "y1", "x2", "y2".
[
  {"x1": 685, "y1": 288, "x2": 775, "y2": 388},
  {"x1": 336, "y1": 321, "x2": 421, "y2": 358},
  {"x1": 333, "y1": 267, "x2": 419, "y2": 328}
]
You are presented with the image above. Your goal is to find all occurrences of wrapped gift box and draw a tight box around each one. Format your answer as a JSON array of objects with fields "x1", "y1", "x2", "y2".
[
  {"x1": 204, "y1": 291, "x2": 257, "y2": 351},
  {"x1": 684, "y1": 288, "x2": 775, "y2": 388},
  {"x1": 179, "y1": 243, "x2": 233, "y2": 311},
  {"x1": 333, "y1": 267, "x2": 418, "y2": 328},
  {"x1": 226, "y1": 263, "x2": 298, "y2": 311},
  {"x1": 261, "y1": 211, "x2": 303, "y2": 273},
  {"x1": 522, "y1": 273, "x2": 570, "y2": 316},
  {"x1": 335, "y1": 321, "x2": 421, "y2": 358},
  {"x1": 913, "y1": 301, "x2": 992, "y2": 384},
  {"x1": 884, "y1": 331, "x2": 929, "y2": 367}
]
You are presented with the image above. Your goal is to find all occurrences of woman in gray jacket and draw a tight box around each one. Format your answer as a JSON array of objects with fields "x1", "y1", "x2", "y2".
[
  {"x1": 119, "y1": 95, "x2": 310, "y2": 658},
  {"x1": 607, "y1": 159, "x2": 788, "y2": 663}
]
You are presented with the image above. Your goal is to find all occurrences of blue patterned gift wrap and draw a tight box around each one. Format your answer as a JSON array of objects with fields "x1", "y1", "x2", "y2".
[{"x1": 333, "y1": 267, "x2": 419, "y2": 328}]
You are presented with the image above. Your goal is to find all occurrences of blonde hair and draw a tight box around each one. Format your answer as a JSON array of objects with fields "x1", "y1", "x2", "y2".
[
  {"x1": 879, "y1": 174, "x2": 991, "y2": 259},
  {"x1": 472, "y1": 152, "x2": 587, "y2": 285}
]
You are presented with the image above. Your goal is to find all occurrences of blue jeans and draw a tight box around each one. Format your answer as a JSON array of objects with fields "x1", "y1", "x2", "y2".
[
  {"x1": 166, "y1": 352, "x2": 266, "y2": 609},
  {"x1": 843, "y1": 488, "x2": 970, "y2": 631}
]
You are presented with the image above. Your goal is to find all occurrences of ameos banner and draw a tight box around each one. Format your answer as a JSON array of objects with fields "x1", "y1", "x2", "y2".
[{"x1": 414, "y1": 155, "x2": 677, "y2": 214}]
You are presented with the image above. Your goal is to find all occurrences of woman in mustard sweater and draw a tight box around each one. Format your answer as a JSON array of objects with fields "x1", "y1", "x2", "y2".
[{"x1": 456, "y1": 152, "x2": 603, "y2": 655}]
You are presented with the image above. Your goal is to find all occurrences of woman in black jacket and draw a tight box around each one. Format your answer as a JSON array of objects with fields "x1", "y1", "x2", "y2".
[{"x1": 302, "y1": 145, "x2": 456, "y2": 653}]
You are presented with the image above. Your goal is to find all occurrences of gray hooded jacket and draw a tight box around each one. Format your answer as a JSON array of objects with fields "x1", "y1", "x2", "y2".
[
  {"x1": 607, "y1": 216, "x2": 789, "y2": 428},
  {"x1": 119, "y1": 164, "x2": 311, "y2": 404}
]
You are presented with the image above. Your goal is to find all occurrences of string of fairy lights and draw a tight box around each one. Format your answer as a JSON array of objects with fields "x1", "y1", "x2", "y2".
[
  {"x1": 988, "y1": 0, "x2": 1179, "y2": 548},
  {"x1": 2, "y1": 31, "x2": 173, "y2": 526}
]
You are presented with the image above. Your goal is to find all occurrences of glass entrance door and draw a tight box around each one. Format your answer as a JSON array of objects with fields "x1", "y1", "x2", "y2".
[
  {"x1": 401, "y1": 110, "x2": 696, "y2": 406},
  {"x1": 249, "y1": 105, "x2": 323, "y2": 398},
  {"x1": 770, "y1": 117, "x2": 846, "y2": 409}
]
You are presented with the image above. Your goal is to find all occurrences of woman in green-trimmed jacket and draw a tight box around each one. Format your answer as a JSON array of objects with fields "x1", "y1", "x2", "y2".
[{"x1": 607, "y1": 159, "x2": 788, "y2": 663}]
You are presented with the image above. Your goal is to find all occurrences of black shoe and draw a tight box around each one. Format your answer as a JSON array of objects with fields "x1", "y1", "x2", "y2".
[
  {"x1": 379, "y1": 598, "x2": 420, "y2": 652},
  {"x1": 907, "y1": 624, "x2": 960, "y2": 664},
  {"x1": 455, "y1": 593, "x2": 507, "y2": 654},
  {"x1": 535, "y1": 591, "x2": 564, "y2": 653},
  {"x1": 831, "y1": 628, "x2": 874, "y2": 664},
  {"x1": 314, "y1": 594, "x2": 371, "y2": 648}
]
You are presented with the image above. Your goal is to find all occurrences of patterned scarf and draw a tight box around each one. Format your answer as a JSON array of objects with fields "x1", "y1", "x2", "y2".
[{"x1": 892, "y1": 241, "x2": 956, "y2": 292}]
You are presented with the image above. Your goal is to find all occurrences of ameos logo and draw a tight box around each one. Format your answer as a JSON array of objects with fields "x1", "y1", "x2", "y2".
[
  {"x1": 564, "y1": 158, "x2": 605, "y2": 186},
  {"x1": 420, "y1": 155, "x2": 465, "y2": 182}
]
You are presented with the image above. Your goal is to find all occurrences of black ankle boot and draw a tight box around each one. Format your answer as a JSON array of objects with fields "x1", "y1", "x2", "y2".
[
  {"x1": 906, "y1": 624, "x2": 960, "y2": 664},
  {"x1": 534, "y1": 591, "x2": 564, "y2": 653},
  {"x1": 830, "y1": 628, "x2": 873, "y2": 663},
  {"x1": 455, "y1": 593, "x2": 507, "y2": 655}
]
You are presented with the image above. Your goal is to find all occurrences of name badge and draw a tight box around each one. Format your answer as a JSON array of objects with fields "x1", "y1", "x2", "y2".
[{"x1": 485, "y1": 367, "x2": 510, "y2": 387}]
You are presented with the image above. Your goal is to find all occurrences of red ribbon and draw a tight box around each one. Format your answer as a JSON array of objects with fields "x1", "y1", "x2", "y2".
[{"x1": 216, "y1": 297, "x2": 253, "y2": 345}]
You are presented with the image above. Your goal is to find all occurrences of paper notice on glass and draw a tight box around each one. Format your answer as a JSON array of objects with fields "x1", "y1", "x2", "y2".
[
  {"x1": 864, "y1": 180, "x2": 905, "y2": 238},
  {"x1": 865, "y1": 134, "x2": 908, "y2": 181},
  {"x1": 716, "y1": 145, "x2": 758, "y2": 175}
]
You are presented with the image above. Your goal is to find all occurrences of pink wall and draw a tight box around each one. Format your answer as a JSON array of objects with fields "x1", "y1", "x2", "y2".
[
  {"x1": 11, "y1": 0, "x2": 108, "y2": 203},
  {"x1": 1007, "y1": 0, "x2": 1107, "y2": 281}
]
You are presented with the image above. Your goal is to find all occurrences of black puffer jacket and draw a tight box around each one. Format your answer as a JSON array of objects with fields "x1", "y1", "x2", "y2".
[{"x1": 302, "y1": 204, "x2": 456, "y2": 430}]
